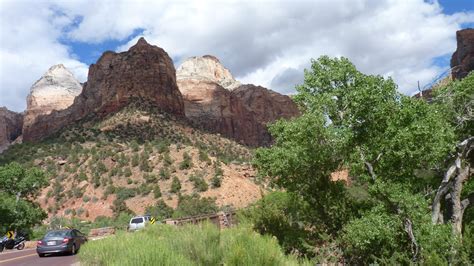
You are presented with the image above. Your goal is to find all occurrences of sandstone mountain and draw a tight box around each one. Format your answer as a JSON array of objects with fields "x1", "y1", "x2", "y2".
[
  {"x1": 451, "y1": 28, "x2": 474, "y2": 80},
  {"x1": 177, "y1": 55, "x2": 241, "y2": 90},
  {"x1": 23, "y1": 64, "x2": 82, "y2": 134},
  {"x1": 0, "y1": 107, "x2": 23, "y2": 153},
  {"x1": 23, "y1": 37, "x2": 184, "y2": 141},
  {"x1": 177, "y1": 56, "x2": 299, "y2": 146}
]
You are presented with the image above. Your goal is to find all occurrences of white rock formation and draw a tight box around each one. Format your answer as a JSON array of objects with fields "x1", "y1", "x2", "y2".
[
  {"x1": 26, "y1": 64, "x2": 83, "y2": 114},
  {"x1": 176, "y1": 55, "x2": 241, "y2": 90}
]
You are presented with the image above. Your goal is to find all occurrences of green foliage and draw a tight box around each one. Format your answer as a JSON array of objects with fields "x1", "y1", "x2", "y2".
[
  {"x1": 179, "y1": 152, "x2": 193, "y2": 170},
  {"x1": 174, "y1": 194, "x2": 218, "y2": 218},
  {"x1": 153, "y1": 185, "x2": 162, "y2": 199},
  {"x1": 211, "y1": 174, "x2": 222, "y2": 188},
  {"x1": 79, "y1": 223, "x2": 309, "y2": 266},
  {"x1": 170, "y1": 176, "x2": 181, "y2": 193},
  {"x1": 159, "y1": 167, "x2": 171, "y2": 180},
  {"x1": 0, "y1": 163, "x2": 48, "y2": 230},
  {"x1": 144, "y1": 173, "x2": 157, "y2": 184},
  {"x1": 189, "y1": 174, "x2": 208, "y2": 192},
  {"x1": 242, "y1": 192, "x2": 312, "y2": 255},
  {"x1": 253, "y1": 56, "x2": 459, "y2": 263},
  {"x1": 198, "y1": 149, "x2": 212, "y2": 165},
  {"x1": 145, "y1": 199, "x2": 173, "y2": 220}
]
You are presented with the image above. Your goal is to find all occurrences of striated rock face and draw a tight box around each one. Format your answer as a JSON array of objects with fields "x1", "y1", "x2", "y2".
[
  {"x1": 451, "y1": 28, "x2": 474, "y2": 80},
  {"x1": 23, "y1": 64, "x2": 82, "y2": 133},
  {"x1": 23, "y1": 37, "x2": 185, "y2": 141},
  {"x1": 177, "y1": 55, "x2": 241, "y2": 90},
  {"x1": 0, "y1": 107, "x2": 23, "y2": 153},
  {"x1": 177, "y1": 56, "x2": 299, "y2": 146}
]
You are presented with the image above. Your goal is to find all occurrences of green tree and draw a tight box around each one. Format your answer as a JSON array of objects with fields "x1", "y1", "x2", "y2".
[
  {"x1": 0, "y1": 163, "x2": 48, "y2": 230},
  {"x1": 254, "y1": 56, "x2": 457, "y2": 263}
]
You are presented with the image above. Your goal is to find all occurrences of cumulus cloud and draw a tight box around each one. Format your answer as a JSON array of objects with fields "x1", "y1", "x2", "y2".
[
  {"x1": 1, "y1": 0, "x2": 473, "y2": 111},
  {"x1": 0, "y1": 0, "x2": 88, "y2": 112}
]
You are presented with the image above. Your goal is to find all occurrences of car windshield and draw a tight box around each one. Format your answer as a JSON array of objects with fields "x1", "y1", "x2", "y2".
[
  {"x1": 45, "y1": 230, "x2": 70, "y2": 238},
  {"x1": 131, "y1": 218, "x2": 144, "y2": 224}
]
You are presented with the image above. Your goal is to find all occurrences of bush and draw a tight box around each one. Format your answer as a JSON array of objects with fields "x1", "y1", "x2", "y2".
[
  {"x1": 144, "y1": 173, "x2": 157, "y2": 184},
  {"x1": 170, "y1": 176, "x2": 181, "y2": 193},
  {"x1": 153, "y1": 185, "x2": 162, "y2": 198},
  {"x1": 159, "y1": 167, "x2": 171, "y2": 180},
  {"x1": 131, "y1": 154, "x2": 139, "y2": 167},
  {"x1": 174, "y1": 194, "x2": 218, "y2": 218},
  {"x1": 189, "y1": 174, "x2": 208, "y2": 192},
  {"x1": 82, "y1": 195, "x2": 91, "y2": 202},
  {"x1": 198, "y1": 149, "x2": 212, "y2": 165},
  {"x1": 124, "y1": 167, "x2": 132, "y2": 177},
  {"x1": 145, "y1": 199, "x2": 173, "y2": 220},
  {"x1": 211, "y1": 174, "x2": 222, "y2": 188},
  {"x1": 179, "y1": 152, "x2": 193, "y2": 170}
]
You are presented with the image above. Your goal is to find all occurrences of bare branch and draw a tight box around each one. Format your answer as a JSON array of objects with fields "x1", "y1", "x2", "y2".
[{"x1": 404, "y1": 217, "x2": 419, "y2": 261}]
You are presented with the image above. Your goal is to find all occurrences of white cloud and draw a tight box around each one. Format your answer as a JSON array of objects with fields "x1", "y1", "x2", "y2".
[
  {"x1": 1, "y1": 0, "x2": 473, "y2": 112},
  {"x1": 0, "y1": 0, "x2": 88, "y2": 112}
]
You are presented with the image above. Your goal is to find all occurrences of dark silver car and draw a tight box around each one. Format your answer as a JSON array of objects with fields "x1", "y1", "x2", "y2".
[{"x1": 36, "y1": 229, "x2": 87, "y2": 257}]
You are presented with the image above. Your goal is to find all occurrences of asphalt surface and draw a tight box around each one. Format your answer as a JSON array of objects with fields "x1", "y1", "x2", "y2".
[{"x1": 0, "y1": 248, "x2": 78, "y2": 266}]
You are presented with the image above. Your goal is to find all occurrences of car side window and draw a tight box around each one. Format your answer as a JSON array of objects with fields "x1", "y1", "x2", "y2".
[{"x1": 71, "y1": 230, "x2": 77, "y2": 237}]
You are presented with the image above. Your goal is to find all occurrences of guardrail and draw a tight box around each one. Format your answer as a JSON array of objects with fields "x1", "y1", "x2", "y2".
[{"x1": 163, "y1": 211, "x2": 237, "y2": 229}]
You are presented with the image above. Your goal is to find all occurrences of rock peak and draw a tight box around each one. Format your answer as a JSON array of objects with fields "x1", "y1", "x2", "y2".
[
  {"x1": 451, "y1": 28, "x2": 474, "y2": 80},
  {"x1": 176, "y1": 55, "x2": 241, "y2": 90}
]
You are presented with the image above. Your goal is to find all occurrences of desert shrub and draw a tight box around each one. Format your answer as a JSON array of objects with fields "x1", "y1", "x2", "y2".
[
  {"x1": 170, "y1": 176, "x2": 181, "y2": 193},
  {"x1": 82, "y1": 195, "x2": 91, "y2": 202},
  {"x1": 153, "y1": 185, "x2": 162, "y2": 199},
  {"x1": 131, "y1": 154, "x2": 139, "y2": 167},
  {"x1": 159, "y1": 167, "x2": 171, "y2": 180},
  {"x1": 174, "y1": 193, "x2": 218, "y2": 218},
  {"x1": 144, "y1": 173, "x2": 157, "y2": 184},
  {"x1": 124, "y1": 167, "x2": 132, "y2": 177},
  {"x1": 198, "y1": 149, "x2": 212, "y2": 165},
  {"x1": 145, "y1": 199, "x2": 173, "y2": 220},
  {"x1": 179, "y1": 152, "x2": 193, "y2": 170},
  {"x1": 156, "y1": 140, "x2": 170, "y2": 154},
  {"x1": 211, "y1": 174, "x2": 222, "y2": 188},
  {"x1": 163, "y1": 152, "x2": 173, "y2": 166},
  {"x1": 138, "y1": 184, "x2": 152, "y2": 195},
  {"x1": 189, "y1": 174, "x2": 208, "y2": 192}
]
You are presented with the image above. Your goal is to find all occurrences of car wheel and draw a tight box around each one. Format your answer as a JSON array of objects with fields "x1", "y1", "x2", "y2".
[
  {"x1": 38, "y1": 253, "x2": 46, "y2": 257},
  {"x1": 70, "y1": 244, "x2": 76, "y2": 255}
]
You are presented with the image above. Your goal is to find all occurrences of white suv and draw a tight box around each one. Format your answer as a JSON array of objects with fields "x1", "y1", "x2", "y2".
[{"x1": 128, "y1": 215, "x2": 151, "y2": 231}]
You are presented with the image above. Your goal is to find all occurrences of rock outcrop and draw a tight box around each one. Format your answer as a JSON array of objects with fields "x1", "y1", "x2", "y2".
[
  {"x1": 451, "y1": 28, "x2": 474, "y2": 80},
  {"x1": 0, "y1": 107, "x2": 23, "y2": 152},
  {"x1": 177, "y1": 55, "x2": 241, "y2": 90},
  {"x1": 177, "y1": 56, "x2": 299, "y2": 146},
  {"x1": 23, "y1": 37, "x2": 185, "y2": 141},
  {"x1": 23, "y1": 64, "x2": 82, "y2": 134}
]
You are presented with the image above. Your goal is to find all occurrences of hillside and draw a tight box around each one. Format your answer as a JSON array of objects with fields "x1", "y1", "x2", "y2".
[{"x1": 0, "y1": 100, "x2": 262, "y2": 221}]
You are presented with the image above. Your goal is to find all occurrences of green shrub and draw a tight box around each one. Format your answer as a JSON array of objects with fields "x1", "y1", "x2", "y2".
[
  {"x1": 124, "y1": 167, "x2": 132, "y2": 177},
  {"x1": 189, "y1": 174, "x2": 208, "y2": 192},
  {"x1": 153, "y1": 185, "x2": 162, "y2": 199},
  {"x1": 82, "y1": 195, "x2": 91, "y2": 202},
  {"x1": 211, "y1": 174, "x2": 222, "y2": 188},
  {"x1": 170, "y1": 176, "x2": 181, "y2": 193},
  {"x1": 131, "y1": 154, "x2": 139, "y2": 167},
  {"x1": 174, "y1": 194, "x2": 218, "y2": 218},
  {"x1": 163, "y1": 152, "x2": 173, "y2": 166},
  {"x1": 198, "y1": 149, "x2": 212, "y2": 165},
  {"x1": 179, "y1": 152, "x2": 193, "y2": 170},
  {"x1": 144, "y1": 173, "x2": 157, "y2": 184},
  {"x1": 145, "y1": 199, "x2": 173, "y2": 220},
  {"x1": 159, "y1": 167, "x2": 171, "y2": 180}
]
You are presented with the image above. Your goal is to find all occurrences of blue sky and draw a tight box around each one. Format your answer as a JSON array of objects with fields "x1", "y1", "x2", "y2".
[{"x1": 1, "y1": 0, "x2": 474, "y2": 112}]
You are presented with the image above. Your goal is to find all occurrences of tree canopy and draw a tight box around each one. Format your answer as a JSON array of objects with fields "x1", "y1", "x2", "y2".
[
  {"x1": 0, "y1": 162, "x2": 48, "y2": 231},
  {"x1": 252, "y1": 57, "x2": 472, "y2": 264}
]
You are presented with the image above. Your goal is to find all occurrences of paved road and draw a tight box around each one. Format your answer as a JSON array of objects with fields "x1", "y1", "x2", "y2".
[{"x1": 0, "y1": 248, "x2": 78, "y2": 266}]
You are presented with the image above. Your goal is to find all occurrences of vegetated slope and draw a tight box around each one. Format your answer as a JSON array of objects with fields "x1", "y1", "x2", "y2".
[{"x1": 0, "y1": 100, "x2": 262, "y2": 221}]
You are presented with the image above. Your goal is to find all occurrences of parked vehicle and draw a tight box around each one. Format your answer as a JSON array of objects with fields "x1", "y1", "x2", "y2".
[
  {"x1": 0, "y1": 234, "x2": 26, "y2": 252},
  {"x1": 36, "y1": 229, "x2": 87, "y2": 257},
  {"x1": 128, "y1": 215, "x2": 151, "y2": 231}
]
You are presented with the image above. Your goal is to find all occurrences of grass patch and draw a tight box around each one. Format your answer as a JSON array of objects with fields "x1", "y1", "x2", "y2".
[{"x1": 79, "y1": 223, "x2": 309, "y2": 266}]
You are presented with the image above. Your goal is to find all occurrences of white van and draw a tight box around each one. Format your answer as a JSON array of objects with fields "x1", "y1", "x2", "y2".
[{"x1": 128, "y1": 215, "x2": 151, "y2": 231}]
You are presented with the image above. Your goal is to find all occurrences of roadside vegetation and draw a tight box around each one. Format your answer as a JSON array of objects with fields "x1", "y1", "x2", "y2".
[{"x1": 79, "y1": 223, "x2": 310, "y2": 266}]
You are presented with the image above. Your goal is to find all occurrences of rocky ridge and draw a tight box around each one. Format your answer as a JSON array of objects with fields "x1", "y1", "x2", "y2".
[
  {"x1": 177, "y1": 56, "x2": 299, "y2": 146},
  {"x1": 23, "y1": 37, "x2": 184, "y2": 141},
  {"x1": 451, "y1": 28, "x2": 474, "y2": 80},
  {"x1": 0, "y1": 107, "x2": 23, "y2": 153},
  {"x1": 23, "y1": 64, "x2": 82, "y2": 134}
]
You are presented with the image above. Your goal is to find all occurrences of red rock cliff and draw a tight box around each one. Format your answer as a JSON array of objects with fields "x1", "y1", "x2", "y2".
[
  {"x1": 23, "y1": 38, "x2": 184, "y2": 141},
  {"x1": 451, "y1": 28, "x2": 474, "y2": 80}
]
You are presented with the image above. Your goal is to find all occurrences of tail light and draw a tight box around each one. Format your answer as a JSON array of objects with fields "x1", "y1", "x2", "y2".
[
  {"x1": 62, "y1": 238, "x2": 70, "y2": 243},
  {"x1": 37, "y1": 240, "x2": 43, "y2": 246}
]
